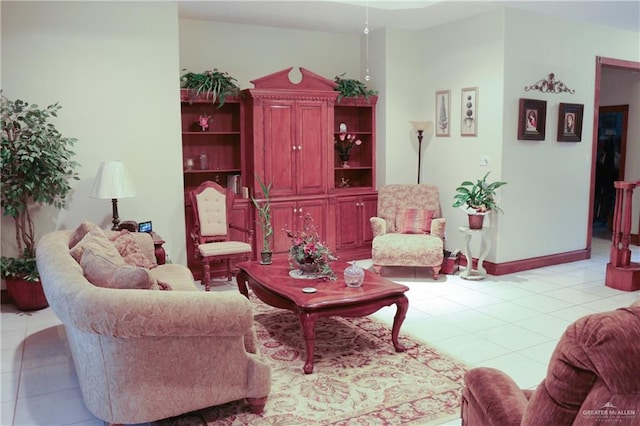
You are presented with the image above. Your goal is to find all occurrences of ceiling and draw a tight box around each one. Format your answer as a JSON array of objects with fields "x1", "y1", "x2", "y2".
[{"x1": 177, "y1": 1, "x2": 640, "y2": 34}]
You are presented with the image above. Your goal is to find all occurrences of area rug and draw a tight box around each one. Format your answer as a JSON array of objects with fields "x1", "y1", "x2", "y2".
[{"x1": 155, "y1": 295, "x2": 468, "y2": 425}]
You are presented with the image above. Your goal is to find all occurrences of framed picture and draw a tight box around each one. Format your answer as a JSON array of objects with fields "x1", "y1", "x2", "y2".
[
  {"x1": 461, "y1": 87, "x2": 478, "y2": 136},
  {"x1": 517, "y1": 98, "x2": 547, "y2": 141},
  {"x1": 435, "y1": 90, "x2": 450, "y2": 137},
  {"x1": 557, "y1": 103, "x2": 583, "y2": 142}
]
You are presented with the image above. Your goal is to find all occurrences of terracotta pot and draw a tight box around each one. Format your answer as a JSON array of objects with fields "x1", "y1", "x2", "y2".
[
  {"x1": 468, "y1": 214, "x2": 485, "y2": 230},
  {"x1": 6, "y1": 277, "x2": 48, "y2": 311}
]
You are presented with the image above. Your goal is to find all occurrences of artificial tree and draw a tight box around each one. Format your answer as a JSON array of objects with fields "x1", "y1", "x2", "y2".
[{"x1": 1, "y1": 94, "x2": 79, "y2": 308}]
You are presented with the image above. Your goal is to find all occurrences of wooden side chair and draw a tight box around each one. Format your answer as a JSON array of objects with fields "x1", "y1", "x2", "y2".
[{"x1": 189, "y1": 181, "x2": 253, "y2": 290}]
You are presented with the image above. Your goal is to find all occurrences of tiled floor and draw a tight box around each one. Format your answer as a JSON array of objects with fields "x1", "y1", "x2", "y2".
[{"x1": 2, "y1": 236, "x2": 639, "y2": 426}]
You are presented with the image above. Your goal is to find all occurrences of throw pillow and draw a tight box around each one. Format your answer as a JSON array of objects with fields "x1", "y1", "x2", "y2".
[
  {"x1": 70, "y1": 227, "x2": 124, "y2": 264},
  {"x1": 69, "y1": 220, "x2": 98, "y2": 248},
  {"x1": 396, "y1": 208, "x2": 434, "y2": 234},
  {"x1": 80, "y1": 248, "x2": 154, "y2": 290},
  {"x1": 109, "y1": 230, "x2": 157, "y2": 269}
]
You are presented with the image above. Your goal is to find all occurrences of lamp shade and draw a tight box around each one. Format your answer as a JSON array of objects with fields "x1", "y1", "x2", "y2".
[
  {"x1": 91, "y1": 161, "x2": 136, "y2": 199},
  {"x1": 410, "y1": 121, "x2": 433, "y2": 132}
]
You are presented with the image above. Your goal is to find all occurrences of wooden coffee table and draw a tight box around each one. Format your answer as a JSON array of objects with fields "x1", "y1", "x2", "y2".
[{"x1": 236, "y1": 259, "x2": 409, "y2": 374}]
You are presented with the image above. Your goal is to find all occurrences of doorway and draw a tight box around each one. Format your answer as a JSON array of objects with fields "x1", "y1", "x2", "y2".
[
  {"x1": 589, "y1": 57, "x2": 640, "y2": 249},
  {"x1": 593, "y1": 105, "x2": 628, "y2": 238}
]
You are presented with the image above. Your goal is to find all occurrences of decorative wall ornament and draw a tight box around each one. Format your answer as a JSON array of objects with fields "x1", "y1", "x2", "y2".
[
  {"x1": 524, "y1": 73, "x2": 575, "y2": 94},
  {"x1": 435, "y1": 90, "x2": 450, "y2": 137},
  {"x1": 461, "y1": 87, "x2": 478, "y2": 137}
]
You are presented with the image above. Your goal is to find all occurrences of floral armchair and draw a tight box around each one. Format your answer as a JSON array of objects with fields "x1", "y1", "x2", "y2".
[{"x1": 370, "y1": 184, "x2": 445, "y2": 279}]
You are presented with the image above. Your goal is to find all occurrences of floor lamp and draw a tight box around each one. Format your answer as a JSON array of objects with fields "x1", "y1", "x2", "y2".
[
  {"x1": 91, "y1": 161, "x2": 136, "y2": 230},
  {"x1": 410, "y1": 121, "x2": 434, "y2": 184}
]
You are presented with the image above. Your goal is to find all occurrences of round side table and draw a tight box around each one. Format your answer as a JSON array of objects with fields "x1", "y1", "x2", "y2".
[{"x1": 458, "y1": 226, "x2": 491, "y2": 280}]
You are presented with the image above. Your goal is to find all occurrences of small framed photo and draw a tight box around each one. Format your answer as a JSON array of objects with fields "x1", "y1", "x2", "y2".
[
  {"x1": 435, "y1": 90, "x2": 450, "y2": 137},
  {"x1": 461, "y1": 87, "x2": 478, "y2": 137},
  {"x1": 518, "y1": 98, "x2": 547, "y2": 141},
  {"x1": 557, "y1": 103, "x2": 583, "y2": 142}
]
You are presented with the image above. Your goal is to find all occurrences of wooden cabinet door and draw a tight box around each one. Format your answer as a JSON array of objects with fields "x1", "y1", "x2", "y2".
[
  {"x1": 296, "y1": 198, "x2": 329, "y2": 243},
  {"x1": 263, "y1": 100, "x2": 296, "y2": 197},
  {"x1": 269, "y1": 198, "x2": 330, "y2": 256},
  {"x1": 229, "y1": 201, "x2": 251, "y2": 244},
  {"x1": 335, "y1": 196, "x2": 360, "y2": 250},
  {"x1": 296, "y1": 100, "x2": 328, "y2": 195},
  {"x1": 335, "y1": 194, "x2": 378, "y2": 250},
  {"x1": 359, "y1": 194, "x2": 378, "y2": 246},
  {"x1": 270, "y1": 201, "x2": 297, "y2": 256}
]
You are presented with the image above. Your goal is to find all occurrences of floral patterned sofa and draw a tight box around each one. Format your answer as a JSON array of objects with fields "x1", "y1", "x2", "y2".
[
  {"x1": 370, "y1": 184, "x2": 446, "y2": 279},
  {"x1": 36, "y1": 223, "x2": 271, "y2": 425}
]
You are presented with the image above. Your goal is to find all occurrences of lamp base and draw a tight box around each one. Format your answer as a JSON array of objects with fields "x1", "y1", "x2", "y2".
[{"x1": 111, "y1": 198, "x2": 120, "y2": 231}]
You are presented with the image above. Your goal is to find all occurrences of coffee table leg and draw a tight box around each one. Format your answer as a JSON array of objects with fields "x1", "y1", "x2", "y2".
[
  {"x1": 298, "y1": 312, "x2": 317, "y2": 374},
  {"x1": 391, "y1": 295, "x2": 409, "y2": 352},
  {"x1": 237, "y1": 271, "x2": 249, "y2": 299}
]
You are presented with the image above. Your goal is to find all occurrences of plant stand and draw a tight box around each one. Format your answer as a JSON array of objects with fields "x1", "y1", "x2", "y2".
[
  {"x1": 6, "y1": 277, "x2": 49, "y2": 311},
  {"x1": 458, "y1": 226, "x2": 491, "y2": 280}
]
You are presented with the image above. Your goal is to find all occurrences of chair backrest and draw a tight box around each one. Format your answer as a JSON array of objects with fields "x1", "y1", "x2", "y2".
[
  {"x1": 190, "y1": 181, "x2": 234, "y2": 242},
  {"x1": 522, "y1": 303, "x2": 640, "y2": 425},
  {"x1": 378, "y1": 184, "x2": 442, "y2": 233}
]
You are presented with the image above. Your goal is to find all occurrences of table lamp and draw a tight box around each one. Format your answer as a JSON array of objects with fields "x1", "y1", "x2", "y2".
[{"x1": 91, "y1": 161, "x2": 136, "y2": 230}]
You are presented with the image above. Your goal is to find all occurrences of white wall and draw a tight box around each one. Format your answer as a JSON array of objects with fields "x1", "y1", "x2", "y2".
[
  {"x1": 377, "y1": 28, "x2": 427, "y2": 186},
  {"x1": 1, "y1": 2, "x2": 185, "y2": 263},
  {"x1": 498, "y1": 8, "x2": 639, "y2": 263},
  {"x1": 179, "y1": 19, "x2": 361, "y2": 90},
  {"x1": 414, "y1": 10, "x2": 507, "y2": 256}
]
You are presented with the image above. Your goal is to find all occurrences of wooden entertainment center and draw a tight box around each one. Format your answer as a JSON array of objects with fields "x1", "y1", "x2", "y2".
[{"x1": 181, "y1": 67, "x2": 378, "y2": 279}]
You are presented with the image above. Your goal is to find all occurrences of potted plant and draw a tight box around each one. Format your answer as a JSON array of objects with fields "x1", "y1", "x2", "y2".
[
  {"x1": 452, "y1": 172, "x2": 507, "y2": 229},
  {"x1": 334, "y1": 73, "x2": 378, "y2": 103},
  {"x1": 1, "y1": 95, "x2": 80, "y2": 310},
  {"x1": 180, "y1": 68, "x2": 241, "y2": 107},
  {"x1": 251, "y1": 177, "x2": 273, "y2": 265}
]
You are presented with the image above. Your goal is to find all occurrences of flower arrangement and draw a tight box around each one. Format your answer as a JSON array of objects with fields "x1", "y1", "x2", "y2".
[
  {"x1": 285, "y1": 213, "x2": 337, "y2": 280},
  {"x1": 334, "y1": 133, "x2": 362, "y2": 161}
]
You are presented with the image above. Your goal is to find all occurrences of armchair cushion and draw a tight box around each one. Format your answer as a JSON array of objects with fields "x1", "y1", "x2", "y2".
[{"x1": 396, "y1": 208, "x2": 434, "y2": 234}]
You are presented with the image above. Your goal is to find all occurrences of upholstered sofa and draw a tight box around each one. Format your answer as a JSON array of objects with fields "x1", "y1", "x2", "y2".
[
  {"x1": 370, "y1": 184, "x2": 446, "y2": 279},
  {"x1": 461, "y1": 301, "x2": 640, "y2": 425},
  {"x1": 36, "y1": 224, "x2": 271, "y2": 425}
]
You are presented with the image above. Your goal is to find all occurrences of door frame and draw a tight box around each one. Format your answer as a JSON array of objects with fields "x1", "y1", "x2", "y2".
[{"x1": 588, "y1": 56, "x2": 640, "y2": 249}]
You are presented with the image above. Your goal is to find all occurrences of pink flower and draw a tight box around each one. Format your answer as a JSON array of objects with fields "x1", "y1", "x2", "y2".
[
  {"x1": 339, "y1": 133, "x2": 346, "y2": 141},
  {"x1": 355, "y1": 139, "x2": 362, "y2": 146}
]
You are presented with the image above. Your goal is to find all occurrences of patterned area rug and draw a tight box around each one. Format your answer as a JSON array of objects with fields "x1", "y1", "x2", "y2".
[{"x1": 155, "y1": 296, "x2": 468, "y2": 425}]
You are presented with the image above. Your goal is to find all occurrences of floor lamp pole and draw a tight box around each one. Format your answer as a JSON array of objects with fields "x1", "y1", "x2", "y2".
[{"x1": 416, "y1": 130, "x2": 424, "y2": 184}]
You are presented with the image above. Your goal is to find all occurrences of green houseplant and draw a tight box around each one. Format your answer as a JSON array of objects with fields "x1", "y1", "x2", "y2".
[
  {"x1": 180, "y1": 68, "x2": 241, "y2": 107},
  {"x1": 452, "y1": 172, "x2": 507, "y2": 229},
  {"x1": 334, "y1": 73, "x2": 378, "y2": 103},
  {"x1": 1, "y1": 94, "x2": 80, "y2": 310},
  {"x1": 251, "y1": 177, "x2": 273, "y2": 264}
]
